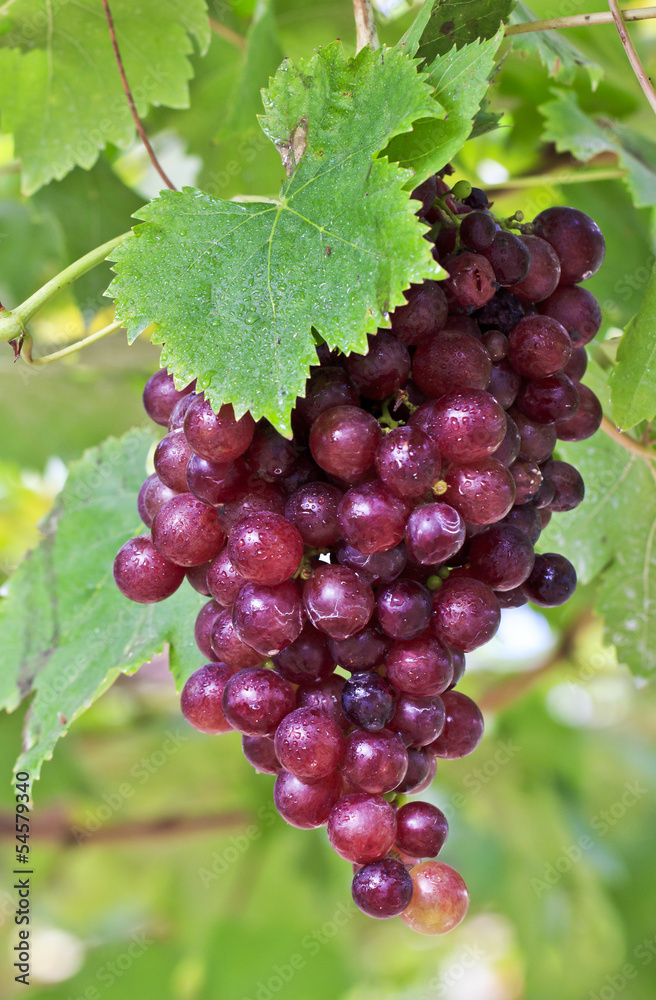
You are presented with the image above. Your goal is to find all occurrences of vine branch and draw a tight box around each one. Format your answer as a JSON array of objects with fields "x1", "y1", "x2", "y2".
[
  {"x1": 506, "y1": 5, "x2": 656, "y2": 35},
  {"x1": 19, "y1": 320, "x2": 124, "y2": 366},
  {"x1": 480, "y1": 167, "x2": 629, "y2": 190},
  {"x1": 601, "y1": 415, "x2": 656, "y2": 461},
  {"x1": 353, "y1": 0, "x2": 379, "y2": 53},
  {"x1": 607, "y1": 0, "x2": 656, "y2": 117},
  {"x1": 101, "y1": 0, "x2": 177, "y2": 190}
]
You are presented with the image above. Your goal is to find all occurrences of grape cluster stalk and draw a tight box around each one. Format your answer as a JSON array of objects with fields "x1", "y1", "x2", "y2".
[{"x1": 114, "y1": 174, "x2": 605, "y2": 933}]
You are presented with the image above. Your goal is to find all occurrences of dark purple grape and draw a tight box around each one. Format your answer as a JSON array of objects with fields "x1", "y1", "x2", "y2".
[
  {"x1": 423, "y1": 389, "x2": 507, "y2": 463},
  {"x1": 411, "y1": 175, "x2": 437, "y2": 215},
  {"x1": 217, "y1": 482, "x2": 286, "y2": 534},
  {"x1": 540, "y1": 285, "x2": 602, "y2": 347},
  {"x1": 114, "y1": 536, "x2": 185, "y2": 603},
  {"x1": 154, "y1": 430, "x2": 193, "y2": 493},
  {"x1": 390, "y1": 693, "x2": 445, "y2": 747},
  {"x1": 507, "y1": 315, "x2": 572, "y2": 378},
  {"x1": 515, "y1": 373, "x2": 579, "y2": 424},
  {"x1": 285, "y1": 482, "x2": 343, "y2": 546},
  {"x1": 280, "y1": 451, "x2": 322, "y2": 495},
  {"x1": 210, "y1": 609, "x2": 264, "y2": 669},
  {"x1": 274, "y1": 707, "x2": 345, "y2": 779},
  {"x1": 376, "y1": 580, "x2": 432, "y2": 640},
  {"x1": 533, "y1": 207, "x2": 605, "y2": 284},
  {"x1": 468, "y1": 524, "x2": 535, "y2": 591},
  {"x1": 413, "y1": 330, "x2": 492, "y2": 399},
  {"x1": 476, "y1": 288, "x2": 525, "y2": 334},
  {"x1": 443, "y1": 251, "x2": 497, "y2": 309},
  {"x1": 533, "y1": 477, "x2": 555, "y2": 509},
  {"x1": 564, "y1": 346, "x2": 588, "y2": 382},
  {"x1": 297, "y1": 675, "x2": 349, "y2": 732},
  {"x1": 509, "y1": 408, "x2": 557, "y2": 463},
  {"x1": 460, "y1": 211, "x2": 496, "y2": 251},
  {"x1": 181, "y1": 663, "x2": 235, "y2": 734},
  {"x1": 495, "y1": 585, "x2": 528, "y2": 609},
  {"x1": 186, "y1": 561, "x2": 211, "y2": 596},
  {"x1": 222, "y1": 666, "x2": 295, "y2": 736},
  {"x1": 482, "y1": 329, "x2": 508, "y2": 361},
  {"x1": 228, "y1": 511, "x2": 303, "y2": 585},
  {"x1": 186, "y1": 454, "x2": 249, "y2": 505},
  {"x1": 183, "y1": 397, "x2": 255, "y2": 463},
  {"x1": 328, "y1": 626, "x2": 391, "y2": 673},
  {"x1": 463, "y1": 187, "x2": 489, "y2": 210},
  {"x1": 338, "y1": 482, "x2": 410, "y2": 555},
  {"x1": 543, "y1": 460, "x2": 585, "y2": 512},
  {"x1": 385, "y1": 634, "x2": 453, "y2": 696},
  {"x1": 480, "y1": 231, "x2": 530, "y2": 285},
  {"x1": 245, "y1": 423, "x2": 297, "y2": 481},
  {"x1": 448, "y1": 649, "x2": 466, "y2": 689},
  {"x1": 390, "y1": 282, "x2": 448, "y2": 346},
  {"x1": 510, "y1": 458, "x2": 543, "y2": 504},
  {"x1": 493, "y1": 415, "x2": 521, "y2": 468},
  {"x1": 345, "y1": 331, "x2": 411, "y2": 400},
  {"x1": 375, "y1": 426, "x2": 441, "y2": 499},
  {"x1": 195, "y1": 599, "x2": 223, "y2": 659},
  {"x1": 309, "y1": 405, "x2": 381, "y2": 482},
  {"x1": 395, "y1": 748, "x2": 437, "y2": 793},
  {"x1": 404, "y1": 503, "x2": 466, "y2": 565},
  {"x1": 431, "y1": 578, "x2": 500, "y2": 651},
  {"x1": 151, "y1": 493, "x2": 225, "y2": 567},
  {"x1": 341, "y1": 728, "x2": 408, "y2": 793},
  {"x1": 168, "y1": 392, "x2": 198, "y2": 431},
  {"x1": 442, "y1": 458, "x2": 516, "y2": 525},
  {"x1": 352, "y1": 858, "x2": 413, "y2": 918},
  {"x1": 273, "y1": 623, "x2": 335, "y2": 685},
  {"x1": 232, "y1": 579, "x2": 305, "y2": 657},
  {"x1": 487, "y1": 359, "x2": 522, "y2": 409},
  {"x1": 140, "y1": 474, "x2": 178, "y2": 526},
  {"x1": 525, "y1": 553, "x2": 577, "y2": 606},
  {"x1": 556, "y1": 384, "x2": 602, "y2": 441},
  {"x1": 327, "y1": 793, "x2": 397, "y2": 864},
  {"x1": 303, "y1": 564, "x2": 375, "y2": 640},
  {"x1": 297, "y1": 367, "x2": 359, "y2": 425},
  {"x1": 274, "y1": 769, "x2": 343, "y2": 828},
  {"x1": 428, "y1": 691, "x2": 484, "y2": 758},
  {"x1": 207, "y1": 548, "x2": 246, "y2": 607},
  {"x1": 336, "y1": 542, "x2": 406, "y2": 587},
  {"x1": 143, "y1": 369, "x2": 195, "y2": 426},
  {"x1": 341, "y1": 673, "x2": 396, "y2": 731},
  {"x1": 396, "y1": 801, "x2": 448, "y2": 858},
  {"x1": 507, "y1": 235, "x2": 561, "y2": 302},
  {"x1": 242, "y1": 735, "x2": 281, "y2": 774}
]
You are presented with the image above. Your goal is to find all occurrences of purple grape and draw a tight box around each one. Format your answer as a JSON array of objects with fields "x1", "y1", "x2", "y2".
[
  {"x1": 564, "y1": 346, "x2": 588, "y2": 382},
  {"x1": 396, "y1": 748, "x2": 437, "y2": 793},
  {"x1": 468, "y1": 524, "x2": 535, "y2": 591},
  {"x1": 460, "y1": 210, "x2": 496, "y2": 251},
  {"x1": 210, "y1": 609, "x2": 264, "y2": 669},
  {"x1": 341, "y1": 673, "x2": 396, "y2": 731},
  {"x1": 140, "y1": 474, "x2": 178, "y2": 526},
  {"x1": 217, "y1": 482, "x2": 286, "y2": 534},
  {"x1": 375, "y1": 426, "x2": 441, "y2": 499},
  {"x1": 540, "y1": 285, "x2": 602, "y2": 347},
  {"x1": 297, "y1": 675, "x2": 349, "y2": 732},
  {"x1": 303, "y1": 564, "x2": 375, "y2": 640},
  {"x1": 487, "y1": 359, "x2": 522, "y2": 409},
  {"x1": 443, "y1": 251, "x2": 497, "y2": 309},
  {"x1": 151, "y1": 494, "x2": 226, "y2": 567},
  {"x1": 296, "y1": 367, "x2": 359, "y2": 425},
  {"x1": 507, "y1": 235, "x2": 561, "y2": 302},
  {"x1": 390, "y1": 282, "x2": 448, "y2": 346},
  {"x1": 482, "y1": 329, "x2": 508, "y2": 361},
  {"x1": 352, "y1": 858, "x2": 413, "y2": 918},
  {"x1": 274, "y1": 707, "x2": 345, "y2": 779},
  {"x1": 431, "y1": 577, "x2": 500, "y2": 651},
  {"x1": 143, "y1": 369, "x2": 195, "y2": 426},
  {"x1": 183, "y1": 397, "x2": 255, "y2": 463},
  {"x1": 507, "y1": 315, "x2": 572, "y2": 379},
  {"x1": 496, "y1": 586, "x2": 528, "y2": 609},
  {"x1": 385, "y1": 634, "x2": 453, "y2": 696},
  {"x1": 274, "y1": 769, "x2": 343, "y2": 828},
  {"x1": 411, "y1": 175, "x2": 437, "y2": 215},
  {"x1": 533, "y1": 206, "x2": 605, "y2": 284},
  {"x1": 195, "y1": 599, "x2": 224, "y2": 659},
  {"x1": 168, "y1": 392, "x2": 198, "y2": 431},
  {"x1": 448, "y1": 648, "x2": 466, "y2": 689},
  {"x1": 476, "y1": 288, "x2": 525, "y2": 334},
  {"x1": 376, "y1": 580, "x2": 432, "y2": 640},
  {"x1": 327, "y1": 793, "x2": 397, "y2": 864},
  {"x1": 232, "y1": 579, "x2": 305, "y2": 657},
  {"x1": 228, "y1": 511, "x2": 303, "y2": 585},
  {"x1": 404, "y1": 503, "x2": 466, "y2": 565},
  {"x1": 533, "y1": 477, "x2": 556, "y2": 509},
  {"x1": 186, "y1": 454, "x2": 249, "y2": 506},
  {"x1": 413, "y1": 330, "x2": 492, "y2": 399},
  {"x1": 338, "y1": 482, "x2": 410, "y2": 555},
  {"x1": 515, "y1": 373, "x2": 579, "y2": 424},
  {"x1": 328, "y1": 626, "x2": 391, "y2": 673},
  {"x1": 442, "y1": 458, "x2": 516, "y2": 525},
  {"x1": 114, "y1": 536, "x2": 185, "y2": 603},
  {"x1": 273, "y1": 623, "x2": 335, "y2": 685},
  {"x1": 309, "y1": 405, "x2": 382, "y2": 482},
  {"x1": 341, "y1": 728, "x2": 408, "y2": 793},
  {"x1": 336, "y1": 542, "x2": 406, "y2": 587},
  {"x1": 509, "y1": 408, "x2": 557, "y2": 463},
  {"x1": 185, "y1": 561, "x2": 211, "y2": 596},
  {"x1": 556, "y1": 384, "x2": 602, "y2": 441},
  {"x1": 154, "y1": 430, "x2": 194, "y2": 493},
  {"x1": 285, "y1": 482, "x2": 343, "y2": 546},
  {"x1": 422, "y1": 389, "x2": 507, "y2": 464},
  {"x1": 207, "y1": 548, "x2": 246, "y2": 607},
  {"x1": 181, "y1": 663, "x2": 235, "y2": 734},
  {"x1": 428, "y1": 691, "x2": 484, "y2": 759},
  {"x1": 390, "y1": 693, "x2": 446, "y2": 747},
  {"x1": 480, "y1": 231, "x2": 530, "y2": 285},
  {"x1": 222, "y1": 666, "x2": 296, "y2": 736},
  {"x1": 345, "y1": 331, "x2": 411, "y2": 400},
  {"x1": 242, "y1": 735, "x2": 281, "y2": 774},
  {"x1": 543, "y1": 459, "x2": 585, "y2": 512},
  {"x1": 396, "y1": 801, "x2": 448, "y2": 858},
  {"x1": 493, "y1": 415, "x2": 521, "y2": 468},
  {"x1": 510, "y1": 457, "x2": 543, "y2": 504}
]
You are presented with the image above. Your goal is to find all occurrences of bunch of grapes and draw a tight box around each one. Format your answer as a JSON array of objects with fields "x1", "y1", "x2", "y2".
[{"x1": 114, "y1": 174, "x2": 605, "y2": 934}]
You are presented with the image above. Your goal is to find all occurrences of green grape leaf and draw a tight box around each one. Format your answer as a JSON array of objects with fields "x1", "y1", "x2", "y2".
[
  {"x1": 0, "y1": 429, "x2": 203, "y2": 780},
  {"x1": 509, "y1": 2, "x2": 602, "y2": 87},
  {"x1": 386, "y1": 30, "x2": 504, "y2": 181},
  {"x1": 109, "y1": 43, "x2": 444, "y2": 436},
  {"x1": 539, "y1": 89, "x2": 656, "y2": 207},
  {"x1": 0, "y1": 0, "x2": 210, "y2": 195},
  {"x1": 404, "y1": 0, "x2": 515, "y2": 63},
  {"x1": 609, "y1": 263, "x2": 656, "y2": 430}
]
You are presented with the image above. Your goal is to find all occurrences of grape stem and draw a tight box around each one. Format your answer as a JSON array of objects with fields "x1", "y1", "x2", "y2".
[
  {"x1": 505, "y1": 6, "x2": 656, "y2": 35},
  {"x1": 0, "y1": 233, "x2": 130, "y2": 343},
  {"x1": 353, "y1": 0, "x2": 379, "y2": 52},
  {"x1": 101, "y1": 0, "x2": 177, "y2": 190},
  {"x1": 600, "y1": 415, "x2": 656, "y2": 462},
  {"x1": 607, "y1": 0, "x2": 656, "y2": 117},
  {"x1": 18, "y1": 320, "x2": 124, "y2": 367}
]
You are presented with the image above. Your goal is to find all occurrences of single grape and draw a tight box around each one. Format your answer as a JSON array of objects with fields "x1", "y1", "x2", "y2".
[
  {"x1": 385, "y1": 634, "x2": 454, "y2": 697},
  {"x1": 297, "y1": 674, "x2": 349, "y2": 732},
  {"x1": 186, "y1": 562, "x2": 211, "y2": 596},
  {"x1": 345, "y1": 331, "x2": 411, "y2": 400},
  {"x1": 140, "y1": 474, "x2": 178, "y2": 527},
  {"x1": 341, "y1": 672, "x2": 396, "y2": 731},
  {"x1": 533, "y1": 206, "x2": 605, "y2": 284},
  {"x1": 375, "y1": 426, "x2": 441, "y2": 499},
  {"x1": 274, "y1": 707, "x2": 345, "y2": 779},
  {"x1": 525, "y1": 552, "x2": 577, "y2": 607},
  {"x1": 228, "y1": 511, "x2": 303, "y2": 585},
  {"x1": 186, "y1": 454, "x2": 249, "y2": 506},
  {"x1": 396, "y1": 801, "x2": 448, "y2": 859},
  {"x1": 507, "y1": 315, "x2": 572, "y2": 379},
  {"x1": 496, "y1": 585, "x2": 528, "y2": 609},
  {"x1": 328, "y1": 626, "x2": 391, "y2": 673},
  {"x1": 515, "y1": 373, "x2": 579, "y2": 424},
  {"x1": 482, "y1": 329, "x2": 508, "y2": 361},
  {"x1": 431, "y1": 578, "x2": 500, "y2": 651},
  {"x1": 309, "y1": 405, "x2": 382, "y2": 482},
  {"x1": 487, "y1": 359, "x2": 522, "y2": 409},
  {"x1": 509, "y1": 408, "x2": 557, "y2": 463},
  {"x1": 338, "y1": 481, "x2": 410, "y2": 555},
  {"x1": 396, "y1": 748, "x2": 437, "y2": 794},
  {"x1": 217, "y1": 482, "x2": 286, "y2": 534},
  {"x1": 280, "y1": 451, "x2": 323, "y2": 495},
  {"x1": 543, "y1": 459, "x2": 585, "y2": 512},
  {"x1": 460, "y1": 211, "x2": 496, "y2": 252},
  {"x1": 428, "y1": 691, "x2": 484, "y2": 758},
  {"x1": 232, "y1": 579, "x2": 305, "y2": 657},
  {"x1": 507, "y1": 234, "x2": 561, "y2": 302},
  {"x1": 273, "y1": 769, "x2": 343, "y2": 828},
  {"x1": 442, "y1": 458, "x2": 516, "y2": 525},
  {"x1": 303, "y1": 564, "x2": 375, "y2": 639},
  {"x1": 463, "y1": 187, "x2": 489, "y2": 210},
  {"x1": 493, "y1": 415, "x2": 521, "y2": 468},
  {"x1": 285, "y1": 482, "x2": 343, "y2": 546},
  {"x1": 390, "y1": 282, "x2": 448, "y2": 346},
  {"x1": 297, "y1": 367, "x2": 359, "y2": 425},
  {"x1": 390, "y1": 693, "x2": 446, "y2": 747},
  {"x1": 468, "y1": 524, "x2": 535, "y2": 591},
  {"x1": 533, "y1": 477, "x2": 555, "y2": 510},
  {"x1": 222, "y1": 666, "x2": 295, "y2": 736},
  {"x1": 151, "y1": 493, "x2": 225, "y2": 567},
  {"x1": 143, "y1": 369, "x2": 195, "y2": 426},
  {"x1": 413, "y1": 330, "x2": 492, "y2": 399},
  {"x1": 328, "y1": 793, "x2": 397, "y2": 864},
  {"x1": 195, "y1": 600, "x2": 224, "y2": 659},
  {"x1": 210, "y1": 609, "x2": 264, "y2": 669},
  {"x1": 183, "y1": 396, "x2": 255, "y2": 463},
  {"x1": 443, "y1": 251, "x2": 497, "y2": 309},
  {"x1": 401, "y1": 861, "x2": 469, "y2": 934},
  {"x1": 423, "y1": 389, "x2": 507, "y2": 464},
  {"x1": 341, "y1": 728, "x2": 409, "y2": 793},
  {"x1": 404, "y1": 503, "x2": 466, "y2": 566},
  {"x1": 207, "y1": 547, "x2": 246, "y2": 607},
  {"x1": 510, "y1": 457, "x2": 543, "y2": 504},
  {"x1": 114, "y1": 536, "x2": 185, "y2": 603},
  {"x1": 154, "y1": 430, "x2": 193, "y2": 493},
  {"x1": 273, "y1": 623, "x2": 335, "y2": 685},
  {"x1": 564, "y1": 346, "x2": 588, "y2": 382},
  {"x1": 376, "y1": 580, "x2": 433, "y2": 640},
  {"x1": 242, "y1": 734, "x2": 281, "y2": 774},
  {"x1": 556, "y1": 384, "x2": 602, "y2": 441},
  {"x1": 336, "y1": 542, "x2": 407, "y2": 587},
  {"x1": 480, "y1": 231, "x2": 530, "y2": 286},
  {"x1": 245, "y1": 423, "x2": 297, "y2": 482},
  {"x1": 540, "y1": 285, "x2": 602, "y2": 347},
  {"x1": 352, "y1": 858, "x2": 413, "y2": 918},
  {"x1": 181, "y1": 663, "x2": 235, "y2": 734}
]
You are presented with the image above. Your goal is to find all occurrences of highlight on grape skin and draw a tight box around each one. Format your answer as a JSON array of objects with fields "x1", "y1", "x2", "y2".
[{"x1": 115, "y1": 177, "x2": 604, "y2": 933}]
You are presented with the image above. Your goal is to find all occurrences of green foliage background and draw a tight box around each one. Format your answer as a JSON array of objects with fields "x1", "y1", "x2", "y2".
[{"x1": 0, "y1": 0, "x2": 655, "y2": 998}]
